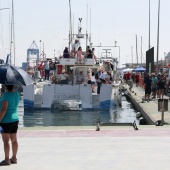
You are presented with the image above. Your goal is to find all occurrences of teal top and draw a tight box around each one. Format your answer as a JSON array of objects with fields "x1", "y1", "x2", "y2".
[
  {"x1": 152, "y1": 77, "x2": 158, "y2": 88},
  {"x1": 1, "y1": 92, "x2": 20, "y2": 123}
]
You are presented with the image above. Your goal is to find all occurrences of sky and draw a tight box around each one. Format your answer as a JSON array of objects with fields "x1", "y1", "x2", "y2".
[{"x1": 0, "y1": 0, "x2": 170, "y2": 67}]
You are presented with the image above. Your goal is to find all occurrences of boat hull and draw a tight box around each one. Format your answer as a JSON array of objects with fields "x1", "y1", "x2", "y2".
[{"x1": 23, "y1": 83, "x2": 121, "y2": 110}]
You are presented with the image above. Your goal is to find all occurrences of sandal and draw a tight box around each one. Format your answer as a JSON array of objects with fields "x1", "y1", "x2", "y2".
[
  {"x1": 0, "y1": 160, "x2": 11, "y2": 166},
  {"x1": 10, "y1": 158, "x2": 17, "y2": 164}
]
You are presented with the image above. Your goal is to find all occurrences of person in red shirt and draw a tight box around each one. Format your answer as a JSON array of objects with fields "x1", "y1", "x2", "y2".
[
  {"x1": 135, "y1": 73, "x2": 140, "y2": 87},
  {"x1": 127, "y1": 72, "x2": 131, "y2": 80}
]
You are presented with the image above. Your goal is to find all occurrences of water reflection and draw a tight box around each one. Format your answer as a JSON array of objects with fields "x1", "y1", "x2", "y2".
[{"x1": 21, "y1": 96, "x2": 138, "y2": 127}]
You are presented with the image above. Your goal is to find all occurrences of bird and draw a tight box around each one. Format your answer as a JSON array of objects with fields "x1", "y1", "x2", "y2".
[
  {"x1": 132, "y1": 121, "x2": 139, "y2": 130},
  {"x1": 96, "y1": 121, "x2": 100, "y2": 131}
]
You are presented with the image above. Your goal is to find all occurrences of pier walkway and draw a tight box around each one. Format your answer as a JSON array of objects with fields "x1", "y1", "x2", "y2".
[
  {"x1": 123, "y1": 83, "x2": 170, "y2": 124},
  {"x1": 0, "y1": 126, "x2": 170, "y2": 170},
  {"x1": 1, "y1": 84, "x2": 170, "y2": 169}
]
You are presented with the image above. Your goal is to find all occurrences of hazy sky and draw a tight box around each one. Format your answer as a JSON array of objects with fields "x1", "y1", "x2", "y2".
[{"x1": 0, "y1": 0, "x2": 170, "y2": 67}]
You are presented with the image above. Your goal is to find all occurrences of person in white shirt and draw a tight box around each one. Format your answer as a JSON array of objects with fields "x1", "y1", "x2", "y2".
[
  {"x1": 72, "y1": 40, "x2": 80, "y2": 57},
  {"x1": 59, "y1": 70, "x2": 68, "y2": 84},
  {"x1": 91, "y1": 71, "x2": 96, "y2": 93},
  {"x1": 44, "y1": 60, "x2": 50, "y2": 80},
  {"x1": 77, "y1": 71, "x2": 84, "y2": 83}
]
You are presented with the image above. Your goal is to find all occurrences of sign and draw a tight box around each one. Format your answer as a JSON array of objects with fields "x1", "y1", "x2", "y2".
[{"x1": 55, "y1": 94, "x2": 80, "y2": 100}]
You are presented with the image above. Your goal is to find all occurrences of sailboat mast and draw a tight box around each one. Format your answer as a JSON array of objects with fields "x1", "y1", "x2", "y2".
[
  {"x1": 136, "y1": 34, "x2": 138, "y2": 65},
  {"x1": 141, "y1": 36, "x2": 142, "y2": 65},
  {"x1": 131, "y1": 46, "x2": 133, "y2": 66},
  {"x1": 12, "y1": 0, "x2": 15, "y2": 66},
  {"x1": 69, "y1": 0, "x2": 72, "y2": 52},
  {"x1": 89, "y1": 8, "x2": 91, "y2": 46},
  {"x1": 9, "y1": 0, "x2": 15, "y2": 65}
]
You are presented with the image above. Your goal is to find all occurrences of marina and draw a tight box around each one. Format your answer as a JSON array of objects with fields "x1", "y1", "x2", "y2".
[{"x1": 1, "y1": 0, "x2": 170, "y2": 169}]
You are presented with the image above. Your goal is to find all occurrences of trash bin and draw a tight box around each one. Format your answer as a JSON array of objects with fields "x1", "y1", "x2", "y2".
[{"x1": 158, "y1": 99, "x2": 168, "y2": 111}]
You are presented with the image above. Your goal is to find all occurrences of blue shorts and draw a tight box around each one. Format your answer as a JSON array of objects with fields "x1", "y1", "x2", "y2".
[{"x1": 1, "y1": 121, "x2": 19, "y2": 133}]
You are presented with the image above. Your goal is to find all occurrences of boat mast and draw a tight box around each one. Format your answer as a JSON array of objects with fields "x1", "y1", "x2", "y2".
[
  {"x1": 10, "y1": 0, "x2": 15, "y2": 65},
  {"x1": 141, "y1": 36, "x2": 143, "y2": 65},
  {"x1": 89, "y1": 8, "x2": 92, "y2": 46},
  {"x1": 131, "y1": 46, "x2": 133, "y2": 66},
  {"x1": 69, "y1": 0, "x2": 72, "y2": 52},
  {"x1": 136, "y1": 34, "x2": 138, "y2": 65}
]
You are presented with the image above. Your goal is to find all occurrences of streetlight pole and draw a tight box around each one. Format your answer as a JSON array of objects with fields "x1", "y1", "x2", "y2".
[
  {"x1": 149, "y1": 0, "x2": 151, "y2": 50},
  {"x1": 156, "y1": 0, "x2": 160, "y2": 73}
]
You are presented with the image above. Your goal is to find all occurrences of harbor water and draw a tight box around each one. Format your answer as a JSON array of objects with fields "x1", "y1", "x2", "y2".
[{"x1": 19, "y1": 96, "x2": 139, "y2": 127}]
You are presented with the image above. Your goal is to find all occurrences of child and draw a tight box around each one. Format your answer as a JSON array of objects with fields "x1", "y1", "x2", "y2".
[{"x1": 76, "y1": 47, "x2": 83, "y2": 64}]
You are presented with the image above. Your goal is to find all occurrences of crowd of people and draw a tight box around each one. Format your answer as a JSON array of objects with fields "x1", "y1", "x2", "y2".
[
  {"x1": 124, "y1": 71, "x2": 169, "y2": 101},
  {"x1": 51, "y1": 66, "x2": 115, "y2": 94},
  {"x1": 63, "y1": 40, "x2": 97, "y2": 63}
]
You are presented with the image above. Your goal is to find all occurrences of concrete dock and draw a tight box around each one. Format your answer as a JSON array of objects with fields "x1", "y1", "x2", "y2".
[
  {"x1": 0, "y1": 126, "x2": 170, "y2": 170},
  {"x1": 123, "y1": 83, "x2": 170, "y2": 125}
]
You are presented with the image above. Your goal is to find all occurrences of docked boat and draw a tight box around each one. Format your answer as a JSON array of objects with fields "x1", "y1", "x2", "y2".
[
  {"x1": 23, "y1": 42, "x2": 122, "y2": 110},
  {"x1": 23, "y1": 57, "x2": 122, "y2": 110},
  {"x1": 23, "y1": 3, "x2": 122, "y2": 110}
]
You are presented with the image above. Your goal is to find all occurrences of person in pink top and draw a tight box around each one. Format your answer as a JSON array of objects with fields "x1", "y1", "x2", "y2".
[{"x1": 76, "y1": 47, "x2": 83, "y2": 63}]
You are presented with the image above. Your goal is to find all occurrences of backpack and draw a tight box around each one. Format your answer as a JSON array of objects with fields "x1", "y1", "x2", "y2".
[{"x1": 95, "y1": 72, "x2": 99, "y2": 79}]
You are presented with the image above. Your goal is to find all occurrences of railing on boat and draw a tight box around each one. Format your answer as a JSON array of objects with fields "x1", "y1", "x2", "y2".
[{"x1": 59, "y1": 58, "x2": 96, "y2": 65}]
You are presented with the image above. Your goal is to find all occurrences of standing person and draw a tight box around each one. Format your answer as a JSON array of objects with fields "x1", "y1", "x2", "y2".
[
  {"x1": 91, "y1": 71, "x2": 96, "y2": 93},
  {"x1": 151, "y1": 73, "x2": 158, "y2": 99},
  {"x1": 131, "y1": 73, "x2": 135, "y2": 83},
  {"x1": 86, "y1": 46, "x2": 93, "y2": 58},
  {"x1": 92, "y1": 48, "x2": 97, "y2": 61},
  {"x1": 63, "y1": 47, "x2": 69, "y2": 58},
  {"x1": 44, "y1": 60, "x2": 50, "y2": 80},
  {"x1": 135, "y1": 73, "x2": 140, "y2": 87},
  {"x1": 76, "y1": 47, "x2": 83, "y2": 64},
  {"x1": 144, "y1": 74, "x2": 152, "y2": 102},
  {"x1": 0, "y1": 85, "x2": 20, "y2": 166},
  {"x1": 72, "y1": 40, "x2": 80, "y2": 57},
  {"x1": 49, "y1": 60, "x2": 55, "y2": 80},
  {"x1": 158, "y1": 74, "x2": 166, "y2": 99},
  {"x1": 95, "y1": 68, "x2": 102, "y2": 94}
]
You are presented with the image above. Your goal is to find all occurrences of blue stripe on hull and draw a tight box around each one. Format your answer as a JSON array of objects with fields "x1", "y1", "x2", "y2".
[
  {"x1": 100, "y1": 100, "x2": 111, "y2": 109},
  {"x1": 24, "y1": 99, "x2": 34, "y2": 109}
]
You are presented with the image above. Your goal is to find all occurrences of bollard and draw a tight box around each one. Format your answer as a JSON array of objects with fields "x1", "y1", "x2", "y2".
[{"x1": 158, "y1": 99, "x2": 168, "y2": 124}]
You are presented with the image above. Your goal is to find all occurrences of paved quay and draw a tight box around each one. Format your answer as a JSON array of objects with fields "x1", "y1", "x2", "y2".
[
  {"x1": 122, "y1": 83, "x2": 170, "y2": 124},
  {"x1": 0, "y1": 126, "x2": 170, "y2": 170}
]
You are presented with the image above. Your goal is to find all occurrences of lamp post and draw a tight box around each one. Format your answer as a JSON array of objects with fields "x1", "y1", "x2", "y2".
[
  {"x1": 114, "y1": 41, "x2": 120, "y2": 68},
  {"x1": 149, "y1": 0, "x2": 151, "y2": 50},
  {"x1": 156, "y1": 0, "x2": 160, "y2": 73}
]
